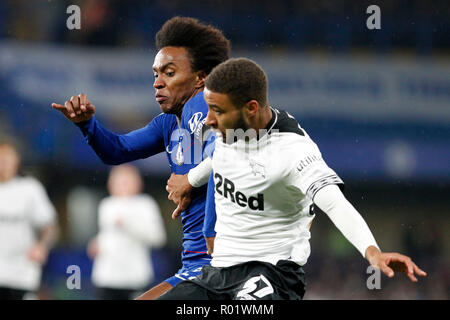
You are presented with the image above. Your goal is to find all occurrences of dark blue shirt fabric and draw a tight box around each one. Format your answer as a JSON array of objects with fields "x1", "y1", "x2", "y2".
[{"x1": 75, "y1": 91, "x2": 216, "y2": 284}]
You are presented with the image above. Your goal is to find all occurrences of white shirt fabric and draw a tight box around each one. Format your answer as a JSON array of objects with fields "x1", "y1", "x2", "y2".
[
  {"x1": 188, "y1": 157, "x2": 212, "y2": 187},
  {"x1": 0, "y1": 176, "x2": 56, "y2": 291},
  {"x1": 91, "y1": 194, "x2": 166, "y2": 290},
  {"x1": 211, "y1": 108, "x2": 345, "y2": 267}
]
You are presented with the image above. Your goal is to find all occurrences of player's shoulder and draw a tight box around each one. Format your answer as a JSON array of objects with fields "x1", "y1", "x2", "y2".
[
  {"x1": 18, "y1": 175, "x2": 45, "y2": 190},
  {"x1": 268, "y1": 108, "x2": 320, "y2": 156},
  {"x1": 149, "y1": 112, "x2": 177, "y2": 132},
  {"x1": 152, "y1": 112, "x2": 176, "y2": 124},
  {"x1": 270, "y1": 108, "x2": 306, "y2": 137},
  {"x1": 185, "y1": 91, "x2": 206, "y2": 109},
  {"x1": 98, "y1": 196, "x2": 114, "y2": 208},
  {"x1": 183, "y1": 92, "x2": 207, "y2": 118}
]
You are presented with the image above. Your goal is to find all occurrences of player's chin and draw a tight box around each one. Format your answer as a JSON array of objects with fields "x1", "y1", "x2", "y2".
[{"x1": 158, "y1": 101, "x2": 176, "y2": 114}]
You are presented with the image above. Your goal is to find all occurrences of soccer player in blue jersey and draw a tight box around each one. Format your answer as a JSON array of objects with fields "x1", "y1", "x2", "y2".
[{"x1": 51, "y1": 17, "x2": 230, "y2": 299}]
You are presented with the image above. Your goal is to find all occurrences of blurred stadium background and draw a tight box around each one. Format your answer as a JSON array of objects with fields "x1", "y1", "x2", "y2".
[{"x1": 0, "y1": 0, "x2": 448, "y2": 299}]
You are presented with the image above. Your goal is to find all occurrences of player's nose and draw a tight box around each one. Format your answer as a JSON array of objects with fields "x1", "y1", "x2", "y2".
[
  {"x1": 153, "y1": 76, "x2": 165, "y2": 89},
  {"x1": 205, "y1": 110, "x2": 217, "y2": 127}
]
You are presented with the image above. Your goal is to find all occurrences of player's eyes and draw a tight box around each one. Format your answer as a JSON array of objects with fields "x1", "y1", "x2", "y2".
[
  {"x1": 153, "y1": 73, "x2": 158, "y2": 78},
  {"x1": 166, "y1": 71, "x2": 175, "y2": 77}
]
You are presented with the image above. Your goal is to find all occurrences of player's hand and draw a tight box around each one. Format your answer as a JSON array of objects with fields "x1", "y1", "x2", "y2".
[
  {"x1": 166, "y1": 173, "x2": 193, "y2": 220},
  {"x1": 205, "y1": 236, "x2": 215, "y2": 255},
  {"x1": 365, "y1": 246, "x2": 427, "y2": 282},
  {"x1": 51, "y1": 93, "x2": 96, "y2": 123},
  {"x1": 27, "y1": 243, "x2": 49, "y2": 264}
]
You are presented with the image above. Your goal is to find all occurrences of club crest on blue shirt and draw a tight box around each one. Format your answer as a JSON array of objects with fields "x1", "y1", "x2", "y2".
[{"x1": 188, "y1": 112, "x2": 207, "y2": 141}]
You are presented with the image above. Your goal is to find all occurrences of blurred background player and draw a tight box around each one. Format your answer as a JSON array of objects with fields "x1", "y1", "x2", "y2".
[
  {"x1": 0, "y1": 139, "x2": 58, "y2": 300},
  {"x1": 87, "y1": 164, "x2": 166, "y2": 300}
]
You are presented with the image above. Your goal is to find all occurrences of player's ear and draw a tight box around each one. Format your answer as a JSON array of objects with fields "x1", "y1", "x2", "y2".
[
  {"x1": 244, "y1": 100, "x2": 259, "y2": 118},
  {"x1": 195, "y1": 71, "x2": 207, "y2": 89}
]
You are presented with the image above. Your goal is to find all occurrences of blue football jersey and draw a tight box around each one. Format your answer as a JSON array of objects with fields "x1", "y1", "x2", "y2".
[{"x1": 75, "y1": 91, "x2": 215, "y2": 275}]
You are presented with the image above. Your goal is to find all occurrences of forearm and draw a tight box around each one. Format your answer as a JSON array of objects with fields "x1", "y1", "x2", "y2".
[
  {"x1": 76, "y1": 117, "x2": 164, "y2": 165},
  {"x1": 188, "y1": 157, "x2": 212, "y2": 187},
  {"x1": 313, "y1": 184, "x2": 379, "y2": 258}
]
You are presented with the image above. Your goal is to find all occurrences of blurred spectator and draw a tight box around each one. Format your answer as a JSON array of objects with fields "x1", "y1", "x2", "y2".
[
  {"x1": 0, "y1": 138, "x2": 59, "y2": 300},
  {"x1": 87, "y1": 164, "x2": 166, "y2": 300}
]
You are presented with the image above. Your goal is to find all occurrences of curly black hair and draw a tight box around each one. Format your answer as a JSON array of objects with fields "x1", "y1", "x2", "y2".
[
  {"x1": 155, "y1": 16, "x2": 230, "y2": 75},
  {"x1": 205, "y1": 58, "x2": 268, "y2": 108}
]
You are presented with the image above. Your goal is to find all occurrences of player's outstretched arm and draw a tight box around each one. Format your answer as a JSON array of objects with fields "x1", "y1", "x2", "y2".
[
  {"x1": 313, "y1": 184, "x2": 426, "y2": 283},
  {"x1": 365, "y1": 246, "x2": 427, "y2": 282},
  {"x1": 52, "y1": 93, "x2": 95, "y2": 123},
  {"x1": 53, "y1": 93, "x2": 167, "y2": 165}
]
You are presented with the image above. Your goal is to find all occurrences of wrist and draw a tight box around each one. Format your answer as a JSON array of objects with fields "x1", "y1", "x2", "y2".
[
  {"x1": 365, "y1": 245, "x2": 381, "y2": 264},
  {"x1": 186, "y1": 172, "x2": 196, "y2": 189}
]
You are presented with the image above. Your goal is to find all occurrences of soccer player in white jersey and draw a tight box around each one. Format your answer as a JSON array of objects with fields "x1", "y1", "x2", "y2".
[
  {"x1": 88, "y1": 165, "x2": 166, "y2": 300},
  {"x1": 0, "y1": 139, "x2": 58, "y2": 300},
  {"x1": 160, "y1": 58, "x2": 427, "y2": 300}
]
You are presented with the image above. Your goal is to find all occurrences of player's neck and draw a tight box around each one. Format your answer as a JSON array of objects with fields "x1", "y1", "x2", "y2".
[
  {"x1": 175, "y1": 87, "x2": 204, "y2": 120},
  {"x1": 250, "y1": 105, "x2": 273, "y2": 132}
]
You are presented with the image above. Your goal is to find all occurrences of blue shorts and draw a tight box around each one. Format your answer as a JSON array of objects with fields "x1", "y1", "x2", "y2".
[{"x1": 165, "y1": 264, "x2": 208, "y2": 287}]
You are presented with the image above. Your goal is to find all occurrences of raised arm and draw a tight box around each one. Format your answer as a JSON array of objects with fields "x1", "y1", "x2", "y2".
[{"x1": 52, "y1": 94, "x2": 165, "y2": 165}]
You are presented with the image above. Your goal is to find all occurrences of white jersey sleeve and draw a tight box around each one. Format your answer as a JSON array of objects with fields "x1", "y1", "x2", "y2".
[
  {"x1": 286, "y1": 139, "x2": 343, "y2": 200},
  {"x1": 314, "y1": 184, "x2": 380, "y2": 257},
  {"x1": 188, "y1": 156, "x2": 212, "y2": 187}
]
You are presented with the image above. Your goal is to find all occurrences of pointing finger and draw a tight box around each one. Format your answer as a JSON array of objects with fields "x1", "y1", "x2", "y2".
[{"x1": 52, "y1": 103, "x2": 66, "y2": 112}]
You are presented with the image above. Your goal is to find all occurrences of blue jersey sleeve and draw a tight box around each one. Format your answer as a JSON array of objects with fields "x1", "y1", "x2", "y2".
[
  {"x1": 202, "y1": 171, "x2": 217, "y2": 238},
  {"x1": 75, "y1": 115, "x2": 165, "y2": 165}
]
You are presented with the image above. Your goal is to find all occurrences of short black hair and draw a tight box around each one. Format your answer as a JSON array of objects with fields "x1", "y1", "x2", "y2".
[
  {"x1": 155, "y1": 16, "x2": 230, "y2": 75},
  {"x1": 205, "y1": 58, "x2": 268, "y2": 108}
]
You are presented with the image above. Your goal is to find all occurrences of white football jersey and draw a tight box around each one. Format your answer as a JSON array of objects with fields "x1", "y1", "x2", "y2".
[
  {"x1": 91, "y1": 194, "x2": 166, "y2": 289},
  {"x1": 211, "y1": 108, "x2": 343, "y2": 268},
  {"x1": 0, "y1": 176, "x2": 56, "y2": 290}
]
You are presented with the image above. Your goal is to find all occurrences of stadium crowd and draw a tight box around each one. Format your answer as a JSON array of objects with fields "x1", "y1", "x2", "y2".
[{"x1": 0, "y1": 0, "x2": 449, "y2": 53}]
